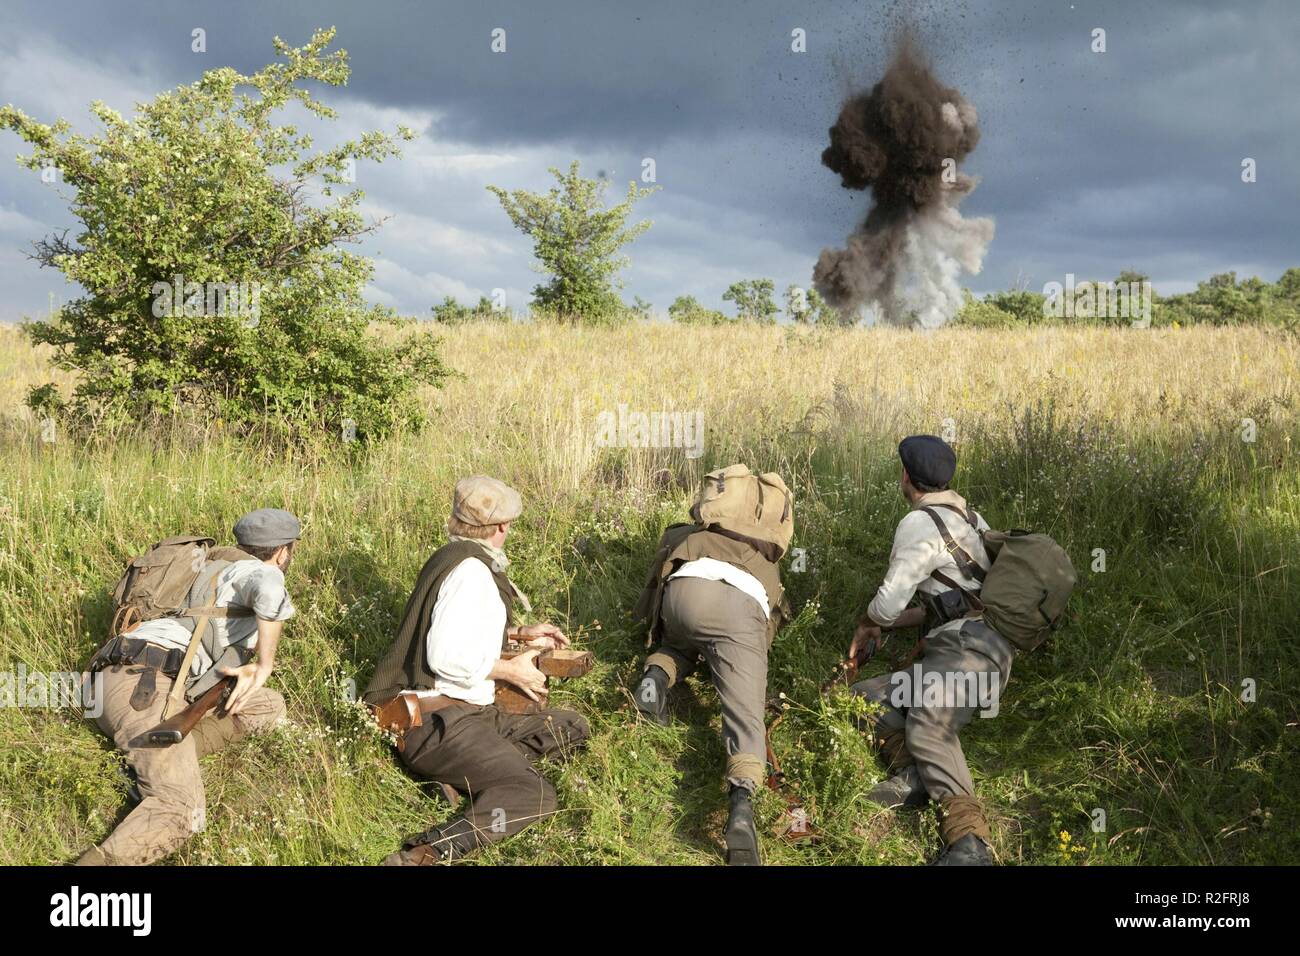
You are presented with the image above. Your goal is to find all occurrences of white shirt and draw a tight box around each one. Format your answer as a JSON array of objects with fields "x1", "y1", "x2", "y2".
[
  {"x1": 867, "y1": 490, "x2": 990, "y2": 634},
  {"x1": 669, "y1": 557, "x2": 770, "y2": 618},
  {"x1": 129, "y1": 561, "x2": 295, "y2": 679},
  {"x1": 421, "y1": 557, "x2": 507, "y2": 705}
]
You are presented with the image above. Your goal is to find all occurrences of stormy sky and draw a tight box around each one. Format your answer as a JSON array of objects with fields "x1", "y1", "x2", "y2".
[{"x1": 0, "y1": 0, "x2": 1296, "y2": 323}]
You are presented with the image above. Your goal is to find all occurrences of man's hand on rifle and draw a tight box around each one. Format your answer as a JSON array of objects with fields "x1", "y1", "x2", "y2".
[
  {"x1": 492, "y1": 649, "x2": 549, "y2": 702},
  {"x1": 849, "y1": 620, "x2": 885, "y2": 665},
  {"x1": 216, "y1": 661, "x2": 271, "y2": 716},
  {"x1": 219, "y1": 618, "x2": 282, "y2": 717},
  {"x1": 513, "y1": 622, "x2": 569, "y2": 650}
]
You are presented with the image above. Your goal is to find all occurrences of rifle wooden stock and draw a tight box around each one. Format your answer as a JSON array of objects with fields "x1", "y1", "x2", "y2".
[
  {"x1": 146, "y1": 676, "x2": 235, "y2": 745},
  {"x1": 495, "y1": 647, "x2": 594, "y2": 715}
]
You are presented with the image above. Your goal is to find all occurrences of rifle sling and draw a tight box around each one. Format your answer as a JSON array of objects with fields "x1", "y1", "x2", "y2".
[{"x1": 160, "y1": 579, "x2": 239, "y2": 719}]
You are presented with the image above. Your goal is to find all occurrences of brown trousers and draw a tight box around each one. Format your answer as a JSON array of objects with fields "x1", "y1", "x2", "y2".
[
  {"x1": 88, "y1": 663, "x2": 285, "y2": 865},
  {"x1": 399, "y1": 700, "x2": 589, "y2": 853}
]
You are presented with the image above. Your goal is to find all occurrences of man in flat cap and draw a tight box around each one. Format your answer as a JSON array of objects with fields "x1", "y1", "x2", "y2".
[
  {"x1": 365, "y1": 476, "x2": 589, "y2": 865},
  {"x1": 847, "y1": 435, "x2": 1014, "y2": 866},
  {"x1": 77, "y1": 508, "x2": 301, "y2": 865}
]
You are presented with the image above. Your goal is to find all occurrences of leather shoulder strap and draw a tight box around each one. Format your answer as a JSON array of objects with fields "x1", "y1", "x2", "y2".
[{"x1": 921, "y1": 507, "x2": 987, "y2": 584}]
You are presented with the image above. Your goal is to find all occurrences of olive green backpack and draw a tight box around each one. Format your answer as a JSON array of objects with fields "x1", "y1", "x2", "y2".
[{"x1": 923, "y1": 507, "x2": 1077, "y2": 651}]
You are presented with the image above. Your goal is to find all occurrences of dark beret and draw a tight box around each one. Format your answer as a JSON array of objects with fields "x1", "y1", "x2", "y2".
[{"x1": 898, "y1": 435, "x2": 956, "y2": 489}]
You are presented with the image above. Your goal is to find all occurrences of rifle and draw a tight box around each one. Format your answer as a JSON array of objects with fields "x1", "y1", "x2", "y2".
[
  {"x1": 146, "y1": 676, "x2": 235, "y2": 745},
  {"x1": 494, "y1": 645, "x2": 595, "y2": 715},
  {"x1": 761, "y1": 639, "x2": 888, "y2": 842}
]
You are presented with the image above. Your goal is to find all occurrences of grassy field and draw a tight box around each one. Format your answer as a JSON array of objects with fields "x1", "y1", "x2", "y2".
[{"x1": 1, "y1": 321, "x2": 1297, "y2": 865}]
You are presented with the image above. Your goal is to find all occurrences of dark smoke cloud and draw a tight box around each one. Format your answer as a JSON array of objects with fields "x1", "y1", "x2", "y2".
[{"x1": 814, "y1": 36, "x2": 994, "y2": 328}]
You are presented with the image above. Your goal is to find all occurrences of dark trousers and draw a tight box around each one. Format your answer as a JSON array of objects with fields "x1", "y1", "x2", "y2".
[{"x1": 399, "y1": 700, "x2": 589, "y2": 854}]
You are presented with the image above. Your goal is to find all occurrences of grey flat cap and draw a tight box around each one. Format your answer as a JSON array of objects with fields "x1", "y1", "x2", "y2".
[{"x1": 233, "y1": 508, "x2": 302, "y2": 548}]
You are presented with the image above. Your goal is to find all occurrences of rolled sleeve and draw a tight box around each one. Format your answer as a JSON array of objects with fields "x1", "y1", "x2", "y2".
[{"x1": 228, "y1": 564, "x2": 295, "y2": 622}]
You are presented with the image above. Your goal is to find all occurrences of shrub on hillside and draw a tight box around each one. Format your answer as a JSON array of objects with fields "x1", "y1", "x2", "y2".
[{"x1": 1, "y1": 29, "x2": 445, "y2": 444}]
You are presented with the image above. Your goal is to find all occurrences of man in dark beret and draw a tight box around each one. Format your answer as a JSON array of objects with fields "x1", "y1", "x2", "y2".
[{"x1": 847, "y1": 435, "x2": 1016, "y2": 866}]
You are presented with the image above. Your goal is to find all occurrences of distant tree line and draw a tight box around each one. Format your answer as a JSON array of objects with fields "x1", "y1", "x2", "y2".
[{"x1": 955, "y1": 269, "x2": 1300, "y2": 329}]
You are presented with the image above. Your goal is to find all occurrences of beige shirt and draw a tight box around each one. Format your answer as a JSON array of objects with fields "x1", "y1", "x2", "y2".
[
  {"x1": 128, "y1": 561, "x2": 295, "y2": 679},
  {"x1": 867, "y1": 489, "x2": 990, "y2": 634}
]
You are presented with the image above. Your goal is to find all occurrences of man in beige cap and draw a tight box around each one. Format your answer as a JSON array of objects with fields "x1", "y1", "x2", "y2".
[{"x1": 365, "y1": 476, "x2": 589, "y2": 865}]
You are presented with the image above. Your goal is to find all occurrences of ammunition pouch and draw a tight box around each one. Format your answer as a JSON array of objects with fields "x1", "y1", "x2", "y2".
[
  {"x1": 368, "y1": 692, "x2": 466, "y2": 752},
  {"x1": 88, "y1": 636, "x2": 187, "y2": 712},
  {"x1": 88, "y1": 636, "x2": 186, "y2": 679},
  {"x1": 920, "y1": 587, "x2": 978, "y2": 632}
]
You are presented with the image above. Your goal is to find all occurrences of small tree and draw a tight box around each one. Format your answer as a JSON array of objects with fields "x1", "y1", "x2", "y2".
[
  {"x1": 723, "y1": 279, "x2": 778, "y2": 323},
  {"x1": 487, "y1": 161, "x2": 658, "y2": 323},
  {"x1": 784, "y1": 284, "x2": 811, "y2": 324},
  {"x1": 668, "y1": 294, "x2": 729, "y2": 325},
  {"x1": 1, "y1": 28, "x2": 444, "y2": 442},
  {"x1": 431, "y1": 295, "x2": 502, "y2": 324}
]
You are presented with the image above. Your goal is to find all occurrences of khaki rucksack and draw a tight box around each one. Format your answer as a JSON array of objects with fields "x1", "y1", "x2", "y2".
[
  {"x1": 691, "y1": 464, "x2": 794, "y2": 558},
  {"x1": 921, "y1": 507, "x2": 1076, "y2": 652},
  {"x1": 108, "y1": 534, "x2": 254, "y2": 636}
]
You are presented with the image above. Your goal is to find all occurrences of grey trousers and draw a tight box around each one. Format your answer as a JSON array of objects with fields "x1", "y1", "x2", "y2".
[
  {"x1": 851, "y1": 618, "x2": 1014, "y2": 801},
  {"x1": 647, "y1": 576, "x2": 770, "y2": 790}
]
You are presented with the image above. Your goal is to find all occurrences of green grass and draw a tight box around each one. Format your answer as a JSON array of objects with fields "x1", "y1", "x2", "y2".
[{"x1": 0, "y1": 324, "x2": 1296, "y2": 865}]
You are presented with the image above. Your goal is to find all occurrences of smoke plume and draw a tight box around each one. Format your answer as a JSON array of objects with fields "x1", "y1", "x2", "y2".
[{"x1": 814, "y1": 36, "x2": 994, "y2": 328}]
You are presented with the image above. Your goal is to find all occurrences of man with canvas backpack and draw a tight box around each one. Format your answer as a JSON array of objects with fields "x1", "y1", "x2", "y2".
[
  {"x1": 76, "y1": 508, "x2": 301, "y2": 865},
  {"x1": 631, "y1": 464, "x2": 794, "y2": 866},
  {"x1": 848, "y1": 436, "x2": 1074, "y2": 866}
]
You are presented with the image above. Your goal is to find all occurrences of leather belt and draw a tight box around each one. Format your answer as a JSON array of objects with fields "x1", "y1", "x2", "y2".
[
  {"x1": 88, "y1": 636, "x2": 186, "y2": 678},
  {"x1": 370, "y1": 691, "x2": 478, "y2": 753}
]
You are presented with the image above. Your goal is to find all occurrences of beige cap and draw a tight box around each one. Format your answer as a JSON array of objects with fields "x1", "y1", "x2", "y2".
[{"x1": 452, "y1": 475, "x2": 523, "y2": 527}]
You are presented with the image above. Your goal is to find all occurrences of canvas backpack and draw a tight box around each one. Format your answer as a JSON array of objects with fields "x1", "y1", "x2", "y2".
[
  {"x1": 108, "y1": 534, "x2": 254, "y2": 636},
  {"x1": 690, "y1": 465, "x2": 794, "y2": 558},
  {"x1": 921, "y1": 505, "x2": 1077, "y2": 652}
]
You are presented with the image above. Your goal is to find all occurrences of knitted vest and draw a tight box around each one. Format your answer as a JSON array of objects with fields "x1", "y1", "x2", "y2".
[{"x1": 362, "y1": 540, "x2": 515, "y2": 705}]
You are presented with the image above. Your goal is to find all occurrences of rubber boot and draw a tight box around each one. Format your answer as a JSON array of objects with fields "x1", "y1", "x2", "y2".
[
  {"x1": 867, "y1": 765, "x2": 929, "y2": 809},
  {"x1": 931, "y1": 833, "x2": 994, "y2": 866},
  {"x1": 119, "y1": 764, "x2": 142, "y2": 805},
  {"x1": 724, "y1": 784, "x2": 761, "y2": 866},
  {"x1": 633, "y1": 664, "x2": 671, "y2": 726}
]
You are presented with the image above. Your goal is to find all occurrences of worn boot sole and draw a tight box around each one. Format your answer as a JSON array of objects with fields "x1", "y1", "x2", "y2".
[
  {"x1": 867, "y1": 782, "x2": 929, "y2": 809},
  {"x1": 724, "y1": 818, "x2": 762, "y2": 866}
]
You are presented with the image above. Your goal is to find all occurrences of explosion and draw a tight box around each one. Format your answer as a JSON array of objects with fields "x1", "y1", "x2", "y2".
[{"x1": 814, "y1": 36, "x2": 994, "y2": 328}]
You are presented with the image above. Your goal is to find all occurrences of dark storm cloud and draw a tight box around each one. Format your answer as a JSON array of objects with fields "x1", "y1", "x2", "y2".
[{"x1": 0, "y1": 0, "x2": 1296, "y2": 323}]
